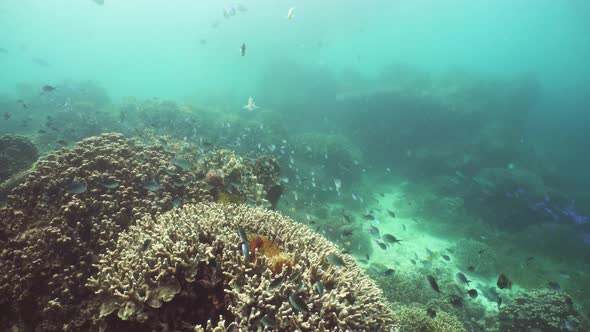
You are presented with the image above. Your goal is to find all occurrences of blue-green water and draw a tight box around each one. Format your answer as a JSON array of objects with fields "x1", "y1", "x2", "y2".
[{"x1": 1, "y1": 1, "x2": 590, "y2": 331}]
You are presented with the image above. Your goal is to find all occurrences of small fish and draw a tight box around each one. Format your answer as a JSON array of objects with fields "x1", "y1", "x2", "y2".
[
  {"x1": 237, "y1": 226, "x2": 248, "y2": 244},
  {"x1": 326, "y1": 253, "x2": 346, "y2": 267},
  {"x1": 455, "y1": 272, "x2": 471, "y2": 286},
  {"x1": 141, "y1": 178, "x2": 160, "y2": 192},
  {"x1": 269, "y1": 276, "x2": 283, "y2": 289},
  {"x1": 65, "y1": 180, "x2": 87, "y2": 194},
  {"x1": 426, "y1": 307, "x2": 436, "y2": 318},
  {"x1": 441, "y1": 254, "x2": 451, "y2": 261},
  {"x1": 288, "y1": 294, "x2": 308, "y2": 313},
  {"x1": 427, "y1": 275, "x2": 440, "y2": 293},
  {"x1": 172, "y1": 157, "x2": 191, "y2": 170},
  {"x1": 363, "y1": 214, "x2": 375, "y2": 221},
  {"x1": 387, "y1": 210, "x2": 396, "y2": 218},
  {"x1": 287, "y1": 7, "x2": 295, "y2": 20},
  {"x1": 142, "y1": 239, "x2": 152, "y2": 251},
  {"x1": 315, "y1": 281, "x2": 325, "y2": 296},
  {"x1": 241, "y1": 243, "x2": 250, "y2": 260},
  {"x1": 172, "y1": 197, "x2": 181, "y2": 208},
  {"x1": 497, "y1": 274, "x2": 512, "y2": 289},
  {"x1": 92, "y1": 0, "x2": 105, "y2": 5},
  {"x1": 367, "y1": 226, "x2": 380, "y2": 236},
  {"x1": 38, "y1": 129, "x2": 47, "y2": 134},
  {"x1": 334, "y1": 178, "x2": 342, "y2": 194},
  {"x1": 381, "y1": 234, "x2": 402, "y2": 245},
  {"x1": 240, "y1": 43, "x2": 246, "y2": 56},
  {"x1": 467, "y1": 265, "x2": 476, "y2": 272},
  {"x1": 243, "y1": 96, "x2": 258, "y2": 112},
  {"x1": 100, "y1": 179, "x2": 120, "y2": 189},
  {"x1": 547, "y1": 281, "x2": 561, "y2": 290},
  {"x1": 467, "y1": 289, "x2": 478, "y2": 299},
  {"x1": 375, "y1": 240, "x2": 387, "y2": 250},
  {"x1": 497, "y1": 296, "x2": 503, "y2": 309},
  {"x1": 449, "y1": 294, "x2": 463, "y2": 307},
  {"x1": 383, "y1": 268, "x2": 395, "y2": 276},
  {"x1": 42, "y1": 85, "x2": 56, "y2": 93},
  {"x1": 260, "y1": 315, "x2": 276, "y2": 328},
  {"x1": 33, "y1": 58, "x2": 50, "y2": 67},
  {"x1": 3, "y1": 113, "x2": 11, "y2": 120}
]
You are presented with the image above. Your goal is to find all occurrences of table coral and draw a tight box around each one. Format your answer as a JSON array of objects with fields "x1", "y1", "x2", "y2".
[{"x1": 88, "y1": 203, "x2": 396, "y2": 331}]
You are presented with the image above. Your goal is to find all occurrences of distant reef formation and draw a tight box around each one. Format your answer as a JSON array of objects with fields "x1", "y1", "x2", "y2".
[
  {"x1": 0, "y1": 133, "x2": 283, "y2": 331},
  {"x1": 0, "y1": 134, "x2": 38, "y2": 184}
]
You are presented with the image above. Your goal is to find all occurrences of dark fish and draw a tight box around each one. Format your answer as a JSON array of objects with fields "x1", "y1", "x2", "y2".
[
  {"x1": 467, "y1": 265, "x2": 476, "y2": 272},
  {"x1": 497, "y1": 274, "x2": 512, "y2": 289},
  {"x1": 426, "y1": 307, "x2": 436, "y2": 318},
  {"x1": 199, "y1": 39, "x2": 207, "y2": 45},
  {"x1": 142, "y1": 239, "x2": 152, "y2": 251},
  {"x1": 260, "y1": 315, "x2": 276, "y2": 328},
  {"x1": 65, "y1": 180, "x2": 87, "y2": 194},
  {"x1": 42, "y1": 85, "x2": 56, "y2": 93},
  {"x1": 241, "y1": 243, "x2": 250, "y2": 260},
  {"x1": 467, "y1": 289, "x2": 478, "y2": 298},
  {"x1": 288, "y1": 294, "x2": 308, "y2": 313},
  {"x1": 141, "y1": 178, "x2": 160, "y2": 191},
  {"x1": 172, "y1": 197, "x2": 181, "y2": 208},
  {"x1": 237, "y1": 226, "x2": 248, "y2": 244},
  {"x1": 381, "y1": 234, "x2": 402, "y2": 244},
  {"x1": 441, "y1": 254, "x2": 451, "y2": 261},
  {"x1": 38, "y1": 129, "x2": 47, "y2": 134},
  {"x1": 100, "y1": 179, "x2": 120, "y2": 189},
  {"x1": 379, "y1": 192, "x2": 385, "y2": 197},
  {"x1": 547, "y1": 281, "x2": 561, "y2": 290},
  {"x1": 342, "y1": 212, "x2": 353, "y2": 223},
  {"x1": 240, "y1": 43, "x2": 246, "y2": 56},
  {"x1": 326, "y1": 253, "x2": 346, "y2": 267},
  {"x1": 3, "y1": 113, "x2": 11, "y2": 120},
  {"x1": 32, "y1": 58, "x2": 50, "y2": 67},
  {"x1": 383, "y1": 268, "x2": 395, "y2": 276},
  {"x1": 497, "y1": 296, "x2": 503, "y2": 309},
  {"x1": 410, "y1": 259, "x2": 417, "y2": 265},
  {"x1": 387, "y1": 210, "x2": 396, "y2": 218},
  {"x1": 363, "y1": 214, "x2": 375, "y2": 221},
  {"x1": 375, "y1": 240, "x2": 387, "y2": 250},
  {"x1": 269, "y1": 276, "x2": 283, "y2": 289},
  {"x1": 367, "y1": 226, "x2": 380, "y2": 236},
  {"x1": 449, "y1": 294, "x2": 463, "y2": 307},
  {"x1": 427, "y1": 275, "x2": 440, "y2": 293},
  {"x1": 315, "y1": 281, "x2": 325, "y2": 296},
  {"x1": 341, "y1": 228, "x2": 353, "y2": 237},
  {"x1": 17, "y1": 99, "x2": 28, "y2": 108},
  {"x1": 172, "y1": 157, "x2": 191, "y2": 170},
  {"x1": 455, "y1": 272, "x2": 471, "y2": 286},
  {"x1": 402, "y1": 224, "x2": 406, "y2": 231}
]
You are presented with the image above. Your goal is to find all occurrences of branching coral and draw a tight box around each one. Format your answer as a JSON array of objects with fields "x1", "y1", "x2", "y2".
[
  {"x1": 394, "y1": 304, "x2": 466, "y2": 332},
  {"x1": 88, "y1": 203, "x2": 396, "y2": 331}
]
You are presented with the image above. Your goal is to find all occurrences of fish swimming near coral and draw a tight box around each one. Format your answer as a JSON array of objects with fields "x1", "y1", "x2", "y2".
[
  {"x1": 243, "y1": 96, "x2": 258, "y2": 112},
  {"x1": 141, "y1": 177, "x2": 160, "y2": 192},
  {"x1": 260, "y1": 315, "x2": 276, "y2": 328},
  {"x1": 326, "y1": 253, "x2": 346, "y2": 267},
  {"x1": 497, "y1": 273, "x2": 512, "y2": 289},
  {"x1": 65, "y1": 180, "x2": 87, "y2": 194},
  {"x1": 382, "y1": 234, "x2": 402, "y2": 245},
  {"x1": 467, "y1": 289, "x2": 478, "y2": 298},
  {"x1": 455, "y1": 272, "x2": 471, "y2": 286},
  {"x1": 237, "y1": 226, "x2": 248, "y2": 244},
  {"x1": 288, "y1": 294, "x2": 309, "y2": 313},
  {"x1": 427, "y1": 275, "x2": 441, "y2": 293}
]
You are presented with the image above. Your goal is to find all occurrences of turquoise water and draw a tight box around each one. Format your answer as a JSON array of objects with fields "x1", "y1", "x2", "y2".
[{"x1": 1, "y1": 1, "x2": 590, "y2": 331}]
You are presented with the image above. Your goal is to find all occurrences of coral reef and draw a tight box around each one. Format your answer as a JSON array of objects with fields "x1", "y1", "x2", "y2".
[
  {"x1": 499, "y1": 289, "x2": 589, "y2": 332},
  {"x1": 88, "y1": 203, "x2": 396, "y2": 331},
  {"x1": 0, "y1": 134, "x2": 38, "y2": 183},
  {"x1": 393, "y1": 304, "x2": 466, "y2": 332}
]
